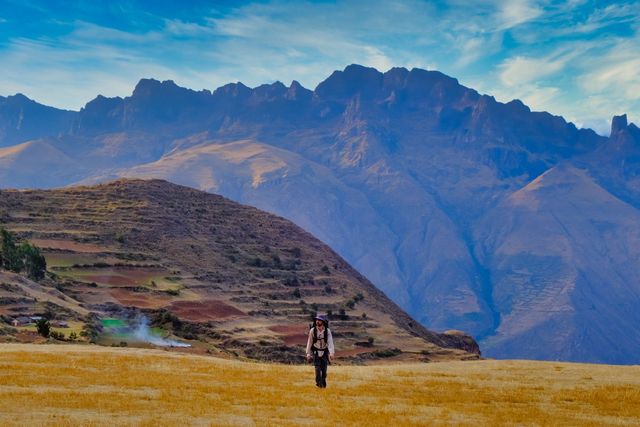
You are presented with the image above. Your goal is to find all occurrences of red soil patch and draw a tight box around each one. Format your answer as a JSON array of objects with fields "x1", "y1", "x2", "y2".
[
  {"x1": 84, "y1": 274, "x2": 133, "y2": 286},
  {"x1": 109, "y1": 289, "x2": 170, "y2": 309},
  {"x1": 168, "y1": 300, "x2": 246, "y2": 322},
  {"x1": 77, "y1": 268, "x2": 167, "y2": 286},
  {"x1": 29, "y1": 239, "x2": 107, "y2": 253},
  {"x1": 269, "y1": 324, "x2": 310, "y2": 346}
]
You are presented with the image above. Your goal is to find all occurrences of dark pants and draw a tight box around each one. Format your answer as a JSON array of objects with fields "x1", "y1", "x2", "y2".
[{"x1": 313, "y1": 352, "x2": 329, "y2": 387}]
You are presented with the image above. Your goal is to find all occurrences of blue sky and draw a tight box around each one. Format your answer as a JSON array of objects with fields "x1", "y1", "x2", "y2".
[{"x1": 0, "y1": 0, "x2": 638, "y2": 135}]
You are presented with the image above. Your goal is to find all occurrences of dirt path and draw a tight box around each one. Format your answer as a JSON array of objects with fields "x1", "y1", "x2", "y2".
[{"x1": 0, "y1": 271, "x2": 89, "y2": 316}]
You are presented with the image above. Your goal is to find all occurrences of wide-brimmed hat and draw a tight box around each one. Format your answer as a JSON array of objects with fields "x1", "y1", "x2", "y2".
[{"x1": 314, "y1": 314, "x2": 328, "y2": 324}]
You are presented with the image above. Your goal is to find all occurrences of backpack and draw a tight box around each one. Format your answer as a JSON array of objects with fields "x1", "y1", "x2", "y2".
[{"x1": 312, "y1": 325, "x2": 329, "y2": 349}]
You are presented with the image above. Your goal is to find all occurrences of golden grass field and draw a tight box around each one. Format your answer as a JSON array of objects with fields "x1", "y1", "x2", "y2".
[{"x1": 1, "y1": 344, "x2": 639, "y2": 426}]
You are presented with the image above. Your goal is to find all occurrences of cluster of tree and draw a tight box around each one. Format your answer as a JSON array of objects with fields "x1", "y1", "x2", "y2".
[
  {"x1": 35, "y1": 318, "x2": 78, "y2": 341},
  {"x1": 0, "y1": 228, "x2": 47, "y2": 281}
]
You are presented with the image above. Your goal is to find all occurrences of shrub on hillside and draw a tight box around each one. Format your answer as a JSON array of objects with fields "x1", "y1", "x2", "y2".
[
  {"x1": 80, "y1": 314, "x2": 102, "y2": 343},
  {"x1": 36, "y1": 318, "x2": 50, "y2": 338},
  {"x1": 373, "y1": 348, "x2": 402, "y2": 358},
  {"x1": 50, "y1": 330, "x2": 65, "y2": 341},
  {"x1": 19, "y1": 242, "x2": 47, "y2": 281},
  {"x1": 0, "y1": 228, "x2": 47, "y2": 280},
  {"x1": 0, "y1": 229, "x2": 21, "y2": 272}
]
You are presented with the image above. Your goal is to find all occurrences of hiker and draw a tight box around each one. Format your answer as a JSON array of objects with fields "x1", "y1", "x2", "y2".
[{"x1": 306, "y1": 314, "x2": 335, "y2": 388}]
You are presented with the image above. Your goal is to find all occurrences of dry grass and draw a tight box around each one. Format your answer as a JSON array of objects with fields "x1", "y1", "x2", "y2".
[
  {"x1": 17, "y1": 321, "x2": 85, "y2": 338},
  {"x1": 1, "y1": 344, "x2": 639, "y2": 426}
]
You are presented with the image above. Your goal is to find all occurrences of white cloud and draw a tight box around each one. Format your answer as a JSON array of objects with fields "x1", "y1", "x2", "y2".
[
  {"x1": 586, "y1": 3, "x2": 640, "y2": 25},
  {"x1": 0, "y1": 35, "x2": 181, "y2": 109},
  {"x1": 453, "y1": 32, "x2": 503, "y2": 68},
  {"x1": 499, "y1": 55, "x2": 565, "y2": 86},
  {"x1": 69, "y1": 20, "x2": 163, "y2": 44},
  {"x1": 489, "y1": 82, "x2": 559, "y2": 111},
  {"x1": 163, "y1": 19, "x2": 213, "y2": 37},
  {"x1": 570, "y1": 94, "x2": 637, "y2": 135},
  {"x1": 362, "y1": 46, "x2": 394, "y2": 72},
  {"x1": 573, "y1": 33, "x2": 640, "y2": 128},
  {"x1": 520, "y1": 85, "x2": 560, "y2": 108},
  {"x1": 582, "y1": 58, "x2": 640, "y2": 96},
  {"x1": 545, "y1": 2, "x2": 640, "y2": 38},
  {"x1": 497, "y1": 0, "x2": 544, "y2": 29}
]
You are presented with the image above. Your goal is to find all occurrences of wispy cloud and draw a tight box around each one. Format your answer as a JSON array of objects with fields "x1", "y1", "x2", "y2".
[
  {"x1": 499, "y1": 55, "x2": 566, "y2": 87},
  {"x1": 585, "y1": 58, "x2": 640, "y2": 96},
  {"x1": 0, "y1": 0, "x2": 637, "y2": 133},
  {"x1": 0, "y1": 28, "x2": 181, "y2": 109},
  {"x1": 496, "y1": 0, "x2": 544, "y2": 29},
  {"x1": 578, "y1": 30, "x2": 640, "y2": 98}
]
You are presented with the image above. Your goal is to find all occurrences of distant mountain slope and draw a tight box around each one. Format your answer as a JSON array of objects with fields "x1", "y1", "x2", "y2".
[
  {"x1": 475, "y1": 165, "x2": 640, "y2": 363},
  {"x1": 3, "y1": 65, "x2": 640, "y2": 363},
  {"x1": 78, "y1": 138, "x2": 409, "y2": 305},
  {"x1": 0, "y1": 179, "x2": 479, "y2": 363},
  {"x1": 0, "y1": 139, "x2": 86, "y2": 187},
  {"x1": 0, "y1": 94, "x2": 75, "y2": 147}
]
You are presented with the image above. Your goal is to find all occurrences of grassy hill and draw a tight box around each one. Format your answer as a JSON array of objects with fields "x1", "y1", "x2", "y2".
[
  {"x1": 0, "y1": 179, "x2": 477, "y2": 362},
  {"x1": 1, "y1": 343, "x2": 638, "y2": 426}
]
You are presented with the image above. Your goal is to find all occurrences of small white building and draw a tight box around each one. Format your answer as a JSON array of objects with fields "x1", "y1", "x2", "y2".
[{"x1": 12, "y1": 316, "x2": 32, "y2": 327}]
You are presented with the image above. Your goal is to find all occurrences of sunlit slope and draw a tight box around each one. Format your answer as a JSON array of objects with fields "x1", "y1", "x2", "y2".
[{"x1": 1, "y1": 344, "x2": 639, "y2": 426}]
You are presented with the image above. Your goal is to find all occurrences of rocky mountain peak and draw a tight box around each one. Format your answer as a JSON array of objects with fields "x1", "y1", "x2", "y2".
[
  {"x1": 605, "y1": 115, "x2": 640, "y2": 153},
  {"x1": 405, "y1": 67, "x2": 461, "y2": 92},
  {"x1": 505, "y1": 99, "x2": 531, "y2": 114},
  {"x1": 383, "y1": 67, "x2": 409, "y2": 89},
  {"x1": 314, "y1": 64, "x2": 383, "y2": 100},
  {"x1": 130, "y1": 79, "x2": 213, "y2": 106},
  {"x1": 251, "y1": 81, "x2": 287, "y2": 101},
  {"x1": 132, "y1": 78, "x2": 179, "y2": 97},
  {"x1": 82, "y1": 94, "x2": 123, "y2": 111},
  {"x1": 611, "y1": 114, "x2": 628, "y2": 135},
  {"x1": 286, "y1": 80, "x2": 312, "y2": 101},
  {"x1": 0, "y1": 93, "x2": 76, "y2": 147},
  {"x1": 213, "y1": 82, "x2": 252, "y2": 99},
  {"x1": 6, "y1": 93, "x2": 34, "y2": 105}
]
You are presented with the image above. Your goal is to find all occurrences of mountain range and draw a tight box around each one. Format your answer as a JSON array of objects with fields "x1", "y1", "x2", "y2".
[{"x1": 1, "y1": 64, "x2": 639, "y2": 363}]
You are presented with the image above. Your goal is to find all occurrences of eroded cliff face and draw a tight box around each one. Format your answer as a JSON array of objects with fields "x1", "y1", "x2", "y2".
[{"x1": 4, "y1": 64, "x2": 640, "y2": 363}]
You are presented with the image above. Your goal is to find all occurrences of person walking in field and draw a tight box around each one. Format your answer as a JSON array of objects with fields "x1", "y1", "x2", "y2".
[{"x1": 306, "y1": 314, "x2": 335, "y2": 388}]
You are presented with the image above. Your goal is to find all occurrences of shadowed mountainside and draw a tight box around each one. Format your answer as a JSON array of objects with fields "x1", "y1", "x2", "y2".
[{"x1": 1, "y1": 65, "x2": 639, "y2": 363}]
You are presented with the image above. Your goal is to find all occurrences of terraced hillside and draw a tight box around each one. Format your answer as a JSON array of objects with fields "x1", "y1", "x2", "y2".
[{"x1": 0, "y1": 179, "x2": 478, "y2": 362}]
